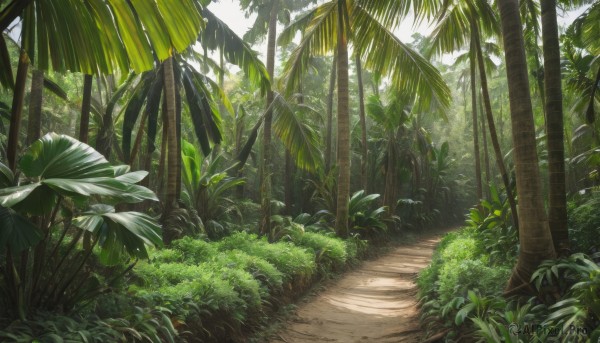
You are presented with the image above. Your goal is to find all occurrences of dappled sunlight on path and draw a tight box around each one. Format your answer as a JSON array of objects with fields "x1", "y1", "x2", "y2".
[{"x1": 271, "y1": 237, "x2": 441, "y2": 343}]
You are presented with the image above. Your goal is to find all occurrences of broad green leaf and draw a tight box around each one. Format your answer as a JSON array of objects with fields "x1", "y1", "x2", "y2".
[
  {"x1": 104, "y1": 212, "x2": 163, "y2": 248},
  {"x1": 0, "y1": 161, "x2": 14, "y2": 187},
  {"x1": 20, "y1": 133, "x2": 113, "y2": 179},
  {"x1": 0, "y1": 206, "x2": 43, "y2": 253},
  {"x1": 156, "y1": 0, "x2": 203, "y2": 54},
  {"x1": 106, "y1": 0, "x2": 154, "y2": 72},
  {"x1": 0, "y1": 183, "x2": 42, "y2": 208},
  {"x1": 129, "y1": 0, "x2": 171, "y2": 61},
  {"x1": 74, "y1": 206, "x2": 162, "y2": 265},
  {"x1": 115, "y1": 171, "x2": 149, "y2": 184}
]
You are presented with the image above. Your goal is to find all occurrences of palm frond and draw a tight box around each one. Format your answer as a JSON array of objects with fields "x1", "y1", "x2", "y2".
[
  {"x1": 271, "y1": 93, "x2": 322, "y2": 172},
  {"x1": 199, "y1": 8, "x2": 270, "y2": 96},
  {"x1": 353, "y1": 6, "x2": 451, "y2": 110},
  {"x1": 279, "y1": 2, "x2": 338, "y2": 95}
]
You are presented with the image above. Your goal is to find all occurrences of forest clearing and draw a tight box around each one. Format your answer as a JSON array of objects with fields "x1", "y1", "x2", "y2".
[{"x1": 1, "y1": 0, "x2": 599, "y2": 342}]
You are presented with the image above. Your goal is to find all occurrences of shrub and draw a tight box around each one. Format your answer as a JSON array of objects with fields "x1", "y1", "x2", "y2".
[
  {"x1": 217, "y1": 232, "x2": 316, "y2": 282},
  {"x1": 213, "y1": 250, "x2": 284, "y2": 293},
  {"x1": 568, "y1": 193, "x2": 600, "y2": 254},
  {"x1": 438, "y1": 259, "x2": 510, "y2": 303},
  {"x1": 170, "y1": 236, "x2": 218, "y2": 263},
  {"x1": 295, "y1": 232, "x2": 348, "y2": 271}
]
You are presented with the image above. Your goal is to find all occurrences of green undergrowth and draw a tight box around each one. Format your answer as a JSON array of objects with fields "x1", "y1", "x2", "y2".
[
  {"x1": 417, "y1": 190, "x2": 600, "y2": 342},
  {"x1": 127, "y1": 231, "x2": 366, "y2": 342}
]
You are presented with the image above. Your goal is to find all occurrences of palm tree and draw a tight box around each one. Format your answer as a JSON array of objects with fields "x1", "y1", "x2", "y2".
[
  {"x1": 279, "y1": 0, "x2": 450, "y2": 237},
  {"x1": 497, "y1": 0, "x2": 556, "y2": 293},
  {"x1": 366, "y1": 92, "x2": 415, "y2": 217},
  {"x1": 2, "y1": 0, "x2": 204, "y2": 169},
  {"x1": 356, "y1": 56, "x2": 368, "y2": 192},
  {"x1": 430, "y1": 0, "x2": 519, "y2": 229},
  {"x1": 119, "y1": 8, "x2": 270, "y2": 214},
  {"x1": 240, "y1": 0, "x2": 317, "y2": 235}
]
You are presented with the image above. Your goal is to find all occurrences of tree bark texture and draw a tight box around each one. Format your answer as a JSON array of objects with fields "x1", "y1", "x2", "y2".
[
  {"x1": 497, "y1": 0, "x2": 556, "y2": 293},
  {"x1": 541, "y1": 0, "x2": 569, "y2": 254}
]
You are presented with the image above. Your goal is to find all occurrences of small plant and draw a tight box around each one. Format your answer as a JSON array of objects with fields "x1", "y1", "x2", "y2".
[
  {"x1": 180, "y1": 140, "x2": 245, "y2": 240},
  {"x1": 348, "y1": 190, "x2": 388, "y2": 238}
]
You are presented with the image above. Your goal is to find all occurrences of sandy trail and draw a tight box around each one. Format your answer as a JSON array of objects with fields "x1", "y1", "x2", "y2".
[{"x1": 270, "y1": 235, "x2": 441, "y2": 343}]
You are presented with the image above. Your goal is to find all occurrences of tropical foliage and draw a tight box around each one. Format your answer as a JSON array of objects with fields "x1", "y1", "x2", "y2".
[{"x1": 1, "y1": 0, "x2": 600, "y2": 341}]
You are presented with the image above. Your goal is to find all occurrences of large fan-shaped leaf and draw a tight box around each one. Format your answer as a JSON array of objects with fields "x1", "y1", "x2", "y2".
[
  {"x1": 0, "y1": 206, "x2": 42, "y2": 253},
  {"x1": 73, "y1": 204, "x2": 162, "y2": 265},
  {"x1": 20, "y1": 133, "x2": 113, "y2": 179}
]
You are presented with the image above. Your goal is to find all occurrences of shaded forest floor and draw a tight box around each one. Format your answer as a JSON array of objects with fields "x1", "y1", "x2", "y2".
[{"x1": 266, "y1": 231, "x2": 446, "y2": 343}]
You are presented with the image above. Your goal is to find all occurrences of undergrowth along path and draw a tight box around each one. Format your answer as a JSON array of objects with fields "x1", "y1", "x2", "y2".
[{"x1": 270, "y1": 233, "x2": 442, "y2": 343}]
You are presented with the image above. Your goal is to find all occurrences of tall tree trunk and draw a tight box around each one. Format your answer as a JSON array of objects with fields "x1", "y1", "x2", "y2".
[
  {"x1": 473, "y1": 23, "x2": 519, "y2": 230},
  {"x1": 382, "y1": 137, "x2": 397, "y2": 216},
  {"x1": 335, "y1": 1, "x2": 350, "y2": 238},
  {"x1": 325, "y1": 54, "x2": 337, "y2": 172},
  {"x1": 7, "y1": 51, "x2": 29, "y2": 171},
  {"x1": 260, "y1": 1, "x2": 278, "y2": 237},
  {"x1": 470, "y1": 38, "x2": 483, "y2": 204},
  {"x1": 480, "y1": 95, "x2": 491, "y2": 198},
  {"x1": 541, "y1": 0, "x2": 568, "y2": 255},
  {"x1": 26, "y1": 69, "x2": 43, "y2": 145},
  {"x1": 163, "y1": 56, "x2": 178, "y2": 212},
  {"x1": 498, "y1": 0, "x2": 556, "y2": 294},
  {"x1": 79, "y1": 74, "x2": 93, "y2": 143},
  {"x1": 285, "y1": 80, "x2": 303, "y2": 215},
  {"x1": 356, "y1": 56, "x2": 368, "y2": 192}
]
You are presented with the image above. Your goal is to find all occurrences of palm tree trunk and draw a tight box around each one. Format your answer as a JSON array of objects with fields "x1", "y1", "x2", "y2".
[
  {"x1": 163, "y1": 56, "x2": 178, "y2": 211},
  {"x1": 497, "y1": 0, "x2": 556, "y2": 294},
  {"x1": 26, "y1": 69, "x2": 44, "y2": 145},
  {"x1": 79, "y1": 74, "x2": 93, "y2": 144},
  {"x1": 325, "y1": 54, "x2": 337, "y2": 172},
  {"x1": 480, "y1": 95, "x2": 491, "y2": 198},
  {"x1": 470, "y1": 39, "x2": 483, "y2": 204},
  {"x1": 382, "y1": 137, "x2": 397, "y2": 216},
  {"x1": 335, "y1": 1, "x2": 350, "y2": 238},
  {"x1": 7, "y1": 51, "x2": 29, "y2": 171},
  {"x1": 473, "y1": 23, "x2": 519, "y2": 230},
  {"x1": 260, "y1": 1, "x2": 278, "y2": 237},
  {"x1": 356, "y1": 56, "x2": 368, "y2": 192},
  {"x1": 541, "y1": 0, "x2": 568, "y2": 255}
]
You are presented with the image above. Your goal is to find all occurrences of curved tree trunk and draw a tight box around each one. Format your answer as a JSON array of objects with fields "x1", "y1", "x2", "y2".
[
  {"x1": 325, "y1": 54, "x2": 337, "y2": 172},
  {"x1": 470, "y1": 37, "x2": 483, "y2": 205},
  {"x1": 163, "y1": 56, "x2": 178, "y2": 212},
  {"x1": 260, "y1": 1, "x2": 278, "y2": 237},
  {"x1": 26, "y1": 69, "x2": 44, "y2": 145},
  {"x1": 7, "y1": 51, "x2": 29, "y2": 171},
  {"x1": 335, "y1": 1, "x2": 350, "y2": 238},
  {"x1": 498, "y1": 0, "x2": 556, "y2": 294},
  {"x1": 356, "y1": 56, "x2": 368, "y2": 192},
  {"x1": 473, "y1": 23, "x2": 519, "y2": 230},
  {"x1": 541, "y1": 0, "x2": 568, "y2": 255}
]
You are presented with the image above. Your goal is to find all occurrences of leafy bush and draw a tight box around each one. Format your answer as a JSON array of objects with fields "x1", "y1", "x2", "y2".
[
  {"x1": 295, "y1": 232, "x2": 348, "y2": 271},
  {"x1": 568, "y1": 192, "x2": 600, "y2": 254},
  {"x1": 213, "y1": 250, "x2": 284, "y2": 293},
  {"x1": 438, "y1": 259, "x2": 510, "y2": 303},
  {"x1": 217, "y1": 232, "x2": 316, "y2": 282}
]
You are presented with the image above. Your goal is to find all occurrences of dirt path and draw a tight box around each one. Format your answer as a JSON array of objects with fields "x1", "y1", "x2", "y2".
[{"x1": 270, "y1": 235, "x2": 441, "y2": 343}]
